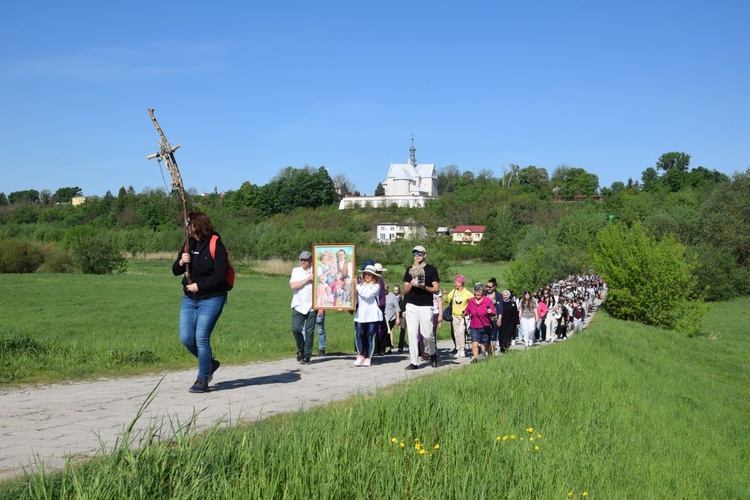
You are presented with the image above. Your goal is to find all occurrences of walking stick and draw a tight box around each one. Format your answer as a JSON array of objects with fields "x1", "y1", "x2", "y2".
[{"x1": 146, "y1": 108, "x2": 192, "y2": 282}]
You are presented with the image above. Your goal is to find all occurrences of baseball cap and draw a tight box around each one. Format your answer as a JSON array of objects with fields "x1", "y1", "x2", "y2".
[{"x1": 412, "y1": 245, "x2": 426, "y2": 253}]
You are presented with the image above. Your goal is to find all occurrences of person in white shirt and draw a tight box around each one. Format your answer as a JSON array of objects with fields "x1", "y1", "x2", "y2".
[
  {"x1": 290, "y1": 250, "x2": 315, "y2": 365},
  {"x1": 353, "y1": 265, "x2": 384, "y2": 367}
]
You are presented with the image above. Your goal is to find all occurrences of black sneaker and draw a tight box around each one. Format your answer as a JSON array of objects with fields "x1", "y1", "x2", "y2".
[
  {"x1": 405, "y1": 364, "x2": 419, "y2": 370},
  {"x1": 470, "y1": 358, "x2": 478, "y2": 364},
  {"x1": 296, "y1": 350, "x2": 303, "y2": 362},
  {"x1": 430, "y1": 355, "x2": 438, "y2": 368},
  {"x1": 301, "y1": 356, "x2": 312, "y2": 365},
  {"x1": 208, "y1": 359, "x2": 220, "y2": 384},
  {"x1": 450, "y1": 348, "x2": 458, "y2": 355},
  {"x1": 318, "y1": 349, "x2": 326, "y2": 357},
  {"x1": 189, "y1": 378, "x2": 209, "y2": 393}
]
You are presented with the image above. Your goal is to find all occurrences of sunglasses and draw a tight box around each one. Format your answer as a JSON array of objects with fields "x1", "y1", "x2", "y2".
[
  {"x1": 412, "y1": 251, "x2": 426, "y2": 256},
  {"x1": 486, "y1": 285, "x2": 495, "y2": 289}
]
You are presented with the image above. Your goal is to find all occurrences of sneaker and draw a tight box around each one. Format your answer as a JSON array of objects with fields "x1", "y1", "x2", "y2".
[
  {"x1": 207, "y1": 359, "x2": 220, "y2": 384},
  {"x1": 301, "y1": 356, "x2": 312, "y2": 365},
  {"x1": 450, "y1": 348, "x2": 458, "y2": 355},
  {"x1": 363, "y1": 358, "x2": 371, "y2": 367},
  {"x1": 189, "y1": 378, "x2": 209, "y2": 393},
  {"x1": 317, "y1": 349, "x2": 326, "y2": 357},
  {"x1": 296, "y1": 350, "x2": 303, "y2": 362},
  {"x1": 404, "y1": 363, "x2": 419, "y2": 370},
  {"x1": 354, "y1": 356, "x2": 364, "y2": 366},
  {"x1": 430, "y1": 355, "x2": 438, "y2": 368},
  {"x1": 470, "y1": 358, "x2": 478, "y2": 364}
]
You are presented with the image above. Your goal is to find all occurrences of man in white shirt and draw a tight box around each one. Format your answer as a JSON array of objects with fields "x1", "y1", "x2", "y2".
[{"x1": 290, "y1": 250, "x2": 315, "y2": 364}]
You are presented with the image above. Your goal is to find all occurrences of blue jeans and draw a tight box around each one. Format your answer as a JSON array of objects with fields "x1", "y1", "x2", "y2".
[
  {"x1": 316, "y1": 311, "x2": 326, "y2": 350},
  {"x1": 355, "y1": 321, "x2": 377, "y2": 358},
  {"x1": 179, "y1": 294, "x2": 226, "y2": 380}
]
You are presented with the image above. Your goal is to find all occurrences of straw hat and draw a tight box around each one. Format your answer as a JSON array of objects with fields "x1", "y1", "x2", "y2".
[{"x1": 361, "y1": 265, "x2": 378, "y2": 277}]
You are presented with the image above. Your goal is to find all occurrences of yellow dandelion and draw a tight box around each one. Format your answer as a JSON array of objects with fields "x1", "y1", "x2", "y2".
[
  {"x1": 534, "y1": 445, "x2": 540, "y2": 451},
  {"x1": 391, "y1": 438, "x2": 398, "y2": 444},
  {"x1": 415, "y1": 444, "x2": 421, "y2": 450},
  {"x1": 419, "y1": 449, "x2": 426, "y2": 455},
  {"x1": 414, "y1": 438, "x2": 419, "y2": 442},
  {"x1": 399, "y1": 442, "x2": 405, "y2": 448},
  {"x1": 583, "y1": 493, "x2": 588, "y2": 497},
  {"x1": 537, "y1": 434, "x2": 542, "y2": 438},
  {"x1": 502, "y1": 435, "x2": 508, "y2": 441},
  {"x1": 529, "y1": 437, "x2": 534, "y2": 442},
  {"x1": 496, "y1": 436, "x2": 502, "y2": 441},
  {"x1": 510, "y1": 434, "x2": 516, "y2": 439},
  {"x1": 568, "y1": 492, "x2": 573, "y2": 498},
  {"x1": 520, "y1": 437, "x2": 524, "y2": 441},
  {"x1": 434, "y1": 444, "x2": 440, "y2": 450},
  {"x1": 527, "y1": 427, "x2": 534, "y2": 433}
]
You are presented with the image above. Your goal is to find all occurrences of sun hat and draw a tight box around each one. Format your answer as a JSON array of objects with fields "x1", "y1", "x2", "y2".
[
  {"x1": 412, "y1": 245, "x2": 426, "y2": 253},
  {"x1": 361, "y1": 264, "x2": 378, "y2": 277},
  {"x1": 454, "y1": 274, "x2": 466, "y2": 284},
  {"x1": 374, "y1": 263, "x2": 387, "y2": 274},
  {"x1": 299, "y1": 250, "x2": 312, "y2": 260}
]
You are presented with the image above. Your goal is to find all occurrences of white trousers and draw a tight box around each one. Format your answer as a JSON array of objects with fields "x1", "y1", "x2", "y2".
[
  {"x1": 520, "y1": 317, "x2": 536, "y2": 346},
  {"x1": 452, "y1": 316, "x2": 468, "y2": 355},
  {"x1": 405, "y1": 303, "x2": 435, "y2": 365}
]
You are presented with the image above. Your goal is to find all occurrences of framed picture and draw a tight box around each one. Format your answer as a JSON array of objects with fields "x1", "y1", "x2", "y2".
[{"x1": 312, "y1": 244, "x2": 356, "y2": 310}]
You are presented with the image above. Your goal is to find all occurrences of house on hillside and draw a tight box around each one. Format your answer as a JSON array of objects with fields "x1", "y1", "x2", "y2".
[
  {"x1": 376, "y1": 222, "x2": 427, "y2": 244},
  {"x1": 451, "y1": 225, "x2": 486, "y2": 245},
  {"x1": 339, "y1": 139, "x2": 437, "y2": 209}
]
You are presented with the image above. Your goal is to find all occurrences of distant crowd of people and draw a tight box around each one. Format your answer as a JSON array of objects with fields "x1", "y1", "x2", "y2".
[{"x1": 289, "y1": 242, "x2": 606, "y2": 370}]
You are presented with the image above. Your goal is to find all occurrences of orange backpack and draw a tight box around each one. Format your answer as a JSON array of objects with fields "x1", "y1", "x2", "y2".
[{"x1": 209, "y1": 234, "x2": 235, "y2": 291}]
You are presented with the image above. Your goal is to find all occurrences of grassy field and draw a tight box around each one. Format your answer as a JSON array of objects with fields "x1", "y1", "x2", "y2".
[
  {"x1": 1, "y1": 293, "x2": 748, "y2": 498},
  {"x1": 2, "y1": 260, "x2": 510, "y2": 385}
]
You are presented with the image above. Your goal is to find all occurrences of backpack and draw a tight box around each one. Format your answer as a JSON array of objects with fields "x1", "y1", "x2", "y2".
[
  {"x1": 442, "y1": 290, "x2": 454, "y2": 321},
  {"x1": 209, "y1": 234, "x2": 235, "y2": 291}
]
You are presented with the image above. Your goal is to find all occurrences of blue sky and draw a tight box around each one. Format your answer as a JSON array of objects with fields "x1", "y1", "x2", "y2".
[{"x1": 1, "y1": 0, "x2": 748, "y2": 197}]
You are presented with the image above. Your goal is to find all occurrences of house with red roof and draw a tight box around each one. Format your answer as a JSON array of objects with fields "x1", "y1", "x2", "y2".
[{"x1": 451, "y1": 225, "x2": 486, "y2": 245}]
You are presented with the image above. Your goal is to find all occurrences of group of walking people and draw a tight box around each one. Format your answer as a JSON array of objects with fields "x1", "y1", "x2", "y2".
[{"x1": 171, "y1": 212, "x2": 603, "y2": 394}]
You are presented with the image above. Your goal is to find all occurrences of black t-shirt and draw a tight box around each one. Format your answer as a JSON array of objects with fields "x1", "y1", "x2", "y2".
[{"x1": 403, "y1": 263, "x2": 440, "y2": 307}]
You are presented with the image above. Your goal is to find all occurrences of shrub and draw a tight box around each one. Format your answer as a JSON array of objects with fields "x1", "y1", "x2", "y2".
[
  {"x1": 71, "y1": 234, "x2": 128, "y2": 275},
  {"x1": 0, "y1": 239, "x2": 45, "y2": 273},
  {"x1": 38, "y1": 243, "x2": 76, "y2": 273},
  {"x1": 592, "y1": 221, "x2": 704, "y2": 334}
]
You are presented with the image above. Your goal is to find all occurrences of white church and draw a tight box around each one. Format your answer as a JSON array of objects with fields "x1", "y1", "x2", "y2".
[{"x1": 338, "y1": 140, "x2": 438, "y2": 209}]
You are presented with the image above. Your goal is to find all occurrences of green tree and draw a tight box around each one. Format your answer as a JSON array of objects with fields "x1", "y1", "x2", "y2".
[
  {"x1": 8, "y1": 190, "x2": 40, "y2": 205},
  {"x1": 0, "y1": 192, "x2": 7, "y2": 206},
  {"x1": 591, "y1": 221, "x2": 705, "y2": 335},
  {"x1": 374, "y1": 182, "x2": 385, "y2": 196},
  {"x1": 699, "y1": 169, "x2": 750, "y2": 268},
  {"x1": 564, "y1": 167, "x2": 599, "y2": 196},
  {"x1": 656, "y1": 151, "x2": 691, "y2": 172},
  {"x1": 641, "y1": 167, "x2": 661, "y2": 192},
  {"x1": 518, "y1": 165, "x2": 550, "y2": 191},
  {"x1": 437, "y1": 165, "x2": 460, "y2": 193},
  {"x1": 54, "y1": 186, "x2": 83, "y2": 203}
]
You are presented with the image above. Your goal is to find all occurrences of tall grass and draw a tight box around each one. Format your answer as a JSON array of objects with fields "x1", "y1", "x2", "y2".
[{"x1": 2, "y1": 298, "x2": 748, "y2": 498}]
